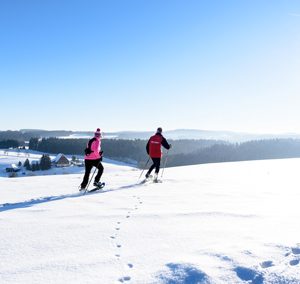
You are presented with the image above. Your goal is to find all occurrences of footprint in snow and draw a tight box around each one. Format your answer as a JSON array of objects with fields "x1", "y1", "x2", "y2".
[
  {"x1": 110, "y1": 236, "x2": 116, "y2": 239},
  {"x1": 290, "y1": 259, "x2": 299, "y2": 266},
  {"x1": 115, "y1": 254, "x2": 120, "y2": 258},
  {"x1": 119, "y1": 276, "x2": 131, "y2": 283},
  {"x1": 117, "y1": 244, "x2": 122, "y2": 248},
  {"x1": 234, "y1": 266, "x2": 264, "y2": 283},
  {"x1": 292, "y1": 247, "x2": 300, "y2": 255},
  {"x1": 115, "y1": 227, "x2": 120, "y2": 231},
  {"x1": 260, "y1": 260, "x2": 274, "y2": 268},
  {"x1": 284, "y1": 246, "x2": 300, "y2": 256},
  {"x1": 126, "y1": 215, "x2": 130, "y2": 218},
  {"x1": 127, "y1": 263, "x2": 133, "y2": 268}
]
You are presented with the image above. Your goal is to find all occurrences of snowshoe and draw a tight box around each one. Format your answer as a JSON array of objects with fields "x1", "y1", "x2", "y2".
[
  {"x1": 139, "y1": 175, "x2": 153, "y2": 184},
  {"x1": 89, "y1": 182, "x2": 105, "y2": 192},
  {"x1": 79, "y1": 185, "x2": 86, "y2": 192}
]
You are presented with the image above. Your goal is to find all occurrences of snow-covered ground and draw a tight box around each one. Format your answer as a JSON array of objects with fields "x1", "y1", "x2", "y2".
[
  {"x1": 0, "y1": 150, "x2": 134, "y2": 178},
  {"x1": 1, "y1": 158, "x2": 300, "y2": 283},
  {"x1": 0, "y1": 149, "x2": 72, "y2": 177}
]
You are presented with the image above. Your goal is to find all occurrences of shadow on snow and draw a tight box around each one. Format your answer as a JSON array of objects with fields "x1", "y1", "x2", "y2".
[
  {"x1": 157, "y1": 263, "x2": 211, "y2": 284},
  {"x1": 0, "y1": 182, "x2": 142, "y2": 212}
]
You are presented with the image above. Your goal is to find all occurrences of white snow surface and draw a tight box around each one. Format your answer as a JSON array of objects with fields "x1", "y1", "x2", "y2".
[
  {"x1": 0, "y1": 150, "x2": 132, "y2": 178},
  {"x1": 1, "y1": 158, "x2": 300, "y2": 284}
]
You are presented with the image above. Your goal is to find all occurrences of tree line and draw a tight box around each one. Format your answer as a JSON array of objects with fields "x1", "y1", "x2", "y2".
[
  {"x1": 2, "y1": 136, "x2": 300, "y2": 167},
  {"x1": 0, "y1": 139, "x2": 20, "y2": 149},
  {"x1": 26, "y1": 137, "x2": 300, "y2": 167},
  {"x1": 23, "y1": 155, "x2": 52, "y2": 171},
  {"x1": 0, "y1": 130, "x2": 74, "y2": 141},
  {"x1": 166, "y1": 139, "x2": 300, "y2": 167},
  {"x1": 28, "y1": 137, "x2": 224, "y2": 164}
]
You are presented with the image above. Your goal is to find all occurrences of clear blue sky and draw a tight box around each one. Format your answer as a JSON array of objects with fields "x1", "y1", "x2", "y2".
[{"x1": 0, "y1": 0, "x2": 299, "y2": 133}]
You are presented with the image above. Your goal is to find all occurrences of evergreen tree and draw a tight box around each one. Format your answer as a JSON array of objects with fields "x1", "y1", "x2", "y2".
[
  {"x1": 0, "y1": 139, "x2": 20, "y2": 149},
  {"x1": 40, "y1": 154, "x2": 51, "y2": 170},
  {"x1": 23, "y1": 159, "x2": 31, "y2": 170},
  {"x1": 29, "y1": 138, "x2": 39, "y2": 150},
  {"x1": 31, "y1": 162, "x2": 40, "y2": 171}
]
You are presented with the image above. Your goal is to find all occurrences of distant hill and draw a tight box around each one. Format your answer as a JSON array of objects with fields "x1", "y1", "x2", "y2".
[
  {"x1": 3, "y1": 129, "x2": 300, "y2": 142},
  {"x1": 103, "y1": 129, "x2": 300, "y2": 142}
]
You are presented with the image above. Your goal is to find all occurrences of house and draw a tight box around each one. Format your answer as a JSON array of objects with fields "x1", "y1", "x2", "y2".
[
  {"x1": 71, "y1": 160, "x2": 84, "y2": 167},
  {"x1": 6, "y1": 164, "x2": 21, "y2": 173},
  {"x1": 52, "y1": 153, "x2": 70, "y2": 167}
]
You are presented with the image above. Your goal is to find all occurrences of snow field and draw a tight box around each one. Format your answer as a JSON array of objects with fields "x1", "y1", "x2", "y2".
[{"x1": 1, "y1": 158, "x2": 300, "y2": 283}]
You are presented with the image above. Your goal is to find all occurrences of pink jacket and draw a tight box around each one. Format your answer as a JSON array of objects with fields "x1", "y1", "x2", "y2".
[{"x1": 85, "y1": 136, "x2": 102, "y2": 160}]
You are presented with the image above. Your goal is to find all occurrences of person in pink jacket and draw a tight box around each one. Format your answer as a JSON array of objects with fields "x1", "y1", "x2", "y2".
[{"x1": 80, "y1": 128, "x2": 104, "y2": 190}]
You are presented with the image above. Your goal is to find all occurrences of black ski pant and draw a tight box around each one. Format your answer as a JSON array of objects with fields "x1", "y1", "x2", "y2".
[
  {"x1": 147, "y1": 157, "x2": 161, "y2": 175},
  {"x1": 81, "y1": 159, "x2": 104, "y2": 188}
]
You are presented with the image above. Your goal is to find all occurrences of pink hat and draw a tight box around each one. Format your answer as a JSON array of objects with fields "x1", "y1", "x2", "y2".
[{"x1": 94, "y1": 128, "x2": 101, "y2": 136}]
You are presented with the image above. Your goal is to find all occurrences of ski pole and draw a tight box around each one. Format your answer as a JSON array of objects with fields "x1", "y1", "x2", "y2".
[
  {"x1": 84, "y1": 166, "x2": 98, "y2": 194},
  {"x1": 160, "y1": 149, "x2": 170, "y2": 179},
  {"x1": 137, "y1": 157, "x2": 150, "y2": 182}
]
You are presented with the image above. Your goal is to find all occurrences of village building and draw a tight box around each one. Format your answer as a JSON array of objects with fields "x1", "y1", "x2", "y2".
[
  {"x1": 52, "y1": 154, "x2": 70, "y2": 167},
  {"x1": 5, "y1": 164, "x2": 21, "y2": 173}
]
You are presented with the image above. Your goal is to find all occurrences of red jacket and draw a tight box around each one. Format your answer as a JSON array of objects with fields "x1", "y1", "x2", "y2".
[{"x1": 146, "y1": 133, "x2": 170, "y2": 158}]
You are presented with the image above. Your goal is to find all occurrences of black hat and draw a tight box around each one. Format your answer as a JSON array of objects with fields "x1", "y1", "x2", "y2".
[{"x1": 94, "y1": 128, "x2": 101, "y2": 137}]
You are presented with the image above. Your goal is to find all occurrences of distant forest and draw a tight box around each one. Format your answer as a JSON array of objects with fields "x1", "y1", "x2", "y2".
[
  {"x1": 27, "y1": 138, "x2": 223, "y2": 166},
  {"x1": 0, "y1": 130, "x2": 74, "y2": 141},
  {"x1": 1, "y1": 132, "x2": 300, "y2": 167},
  {"x1": 166, "y1": 139, "x2": 300, "y2": 167}
]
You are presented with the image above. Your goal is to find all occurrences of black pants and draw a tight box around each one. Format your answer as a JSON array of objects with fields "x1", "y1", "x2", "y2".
[
  {"x1": 81, "y1": 159, "x2": 104, "y2": 188},
  {"x1": 147, "y1": 158, "x2": 161, "y2": 175}
]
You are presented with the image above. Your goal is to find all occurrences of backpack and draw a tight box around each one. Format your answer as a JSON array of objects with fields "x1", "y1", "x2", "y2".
[{"x1": 84, "y1": 138, "x2": 96, "y2": 155}]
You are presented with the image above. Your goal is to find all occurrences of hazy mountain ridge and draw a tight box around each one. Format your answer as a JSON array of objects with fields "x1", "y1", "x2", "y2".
[{"x1": 6, "y1": 129, "x2": 300, "y2": 142}]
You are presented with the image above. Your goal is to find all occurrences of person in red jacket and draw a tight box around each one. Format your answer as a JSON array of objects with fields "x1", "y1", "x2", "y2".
[
  {"x1": 145, "y1": 127, "x2": 171, "y2": 180},
  {"x1": 80, "y1": 128, "x2": 104, "y2": 190}
]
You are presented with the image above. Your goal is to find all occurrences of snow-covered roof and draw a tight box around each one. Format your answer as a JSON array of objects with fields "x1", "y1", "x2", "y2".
[
  {"x1": 53, "y1": 153, "x2": 65, "y2": 163},
  {"x1": 52, "y1": 153, "x2": 69, "y2": 164}
]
